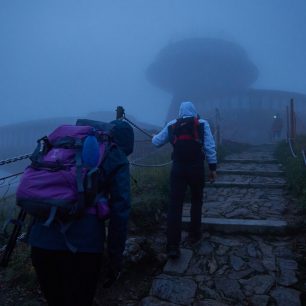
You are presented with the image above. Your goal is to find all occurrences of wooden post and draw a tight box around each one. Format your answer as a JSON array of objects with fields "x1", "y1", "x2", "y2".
[
  {"x1": 116, "y1": 106, "x2": 125, "y2": 120},
  {"x1": 286, "y1": 105, "x2": 289, "y2": 142},
  {"x1": 215, "y1": 108, "x2": 221, "y2": 146},
  {"x1": 290, "y1": 98, "x2": 296, "y2": 141}
]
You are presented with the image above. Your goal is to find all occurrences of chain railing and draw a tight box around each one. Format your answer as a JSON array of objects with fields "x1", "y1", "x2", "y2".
[{"x1": 0, "y1": 154, "x2": 31, "y2": 166}]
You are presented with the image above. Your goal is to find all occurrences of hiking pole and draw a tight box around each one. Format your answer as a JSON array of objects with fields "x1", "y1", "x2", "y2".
[{"x1": 0, "y1": 208, "x2": 27, "y2": 267}]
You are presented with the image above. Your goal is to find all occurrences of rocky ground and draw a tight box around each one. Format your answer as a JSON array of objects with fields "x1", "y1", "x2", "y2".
[
  {"x1": 139, "y1": 145, "x2": 306, "y2": 306},
  {"x1": 1, "y1": 144, "x2": 306, "y2": 305}
]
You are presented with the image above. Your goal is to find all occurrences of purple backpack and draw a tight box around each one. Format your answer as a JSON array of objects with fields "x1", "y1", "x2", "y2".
[{"x1": 16, "y1": 125, "x2": 111, "y2": 226}]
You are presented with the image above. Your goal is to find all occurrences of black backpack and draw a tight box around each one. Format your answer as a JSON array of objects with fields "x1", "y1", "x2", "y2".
[
  {"x1": 76, "y1": 119, "x2": 134, "y2": 156},
  {"x1": 168, "y1": 116, "x2": 204, "y2": 162}
]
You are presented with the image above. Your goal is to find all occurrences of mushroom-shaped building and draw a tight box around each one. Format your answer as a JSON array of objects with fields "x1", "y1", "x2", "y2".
[
  {"x1": 147, "y1": 37, "x2": 258, "y2": 101},
  {"x1": 147, "y1": 38, "x2": 306, "y2": 143}
]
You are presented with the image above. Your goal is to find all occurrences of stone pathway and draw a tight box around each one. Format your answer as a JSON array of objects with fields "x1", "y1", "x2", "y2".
[{"x1": 139, "y1": 145, "x2": 304, "y2": 306}]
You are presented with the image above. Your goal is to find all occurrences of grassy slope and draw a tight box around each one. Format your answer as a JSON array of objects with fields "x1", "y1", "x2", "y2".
[{"x1": 274, "y1": 135, "x2": 306, "y2": 208}]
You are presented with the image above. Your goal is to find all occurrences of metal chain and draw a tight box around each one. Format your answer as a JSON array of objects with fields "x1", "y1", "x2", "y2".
[
  {"x1": 123, "y1": 116, "x2": 153, "y2": 139},
  {"x1": 0, "y1": 154, "x2": 31, "y2": 166},
  {"x1": 130, "y1": 161, "x2": 172, "y2": 167},
  {"x1": 121, "y1": 115, "x2": 173, "y2": 167}
]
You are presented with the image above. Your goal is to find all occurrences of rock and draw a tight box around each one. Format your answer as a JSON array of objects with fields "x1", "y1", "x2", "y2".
[
  {"x1": 250, "y1": 295, "x2": 270, "y2": 306},
  {"x1": 247, "y1": 243, "x2": 258, "y2": 257},
  {"x1": 278, "y1": 258, "x2": 298, "y2": 270},
  {"x1": 164, "y1": 248, "x2": 193, "y2": 274},
  {"x1": 198, "y1": 285, "x2": 220, "y2": 300},
  {"x1": 139, "y1": 296, "x2": 178, "y2": 306},
  {"x1": 230, "y1": 255, "x2": 246, "y2": 271},
  {"x1": 225, "y1": 208, "x2": 250, "y2": 218},
  {"x1": 239, "y1": 275, "x2": 274, "y2": 295},
  {"x1": 194, "y1": 300, "x2": 229, "y2": 306},
  {"x1": 277, "y1": 269, "x2": 298, "y2": 286},
  {"x1": 271, "y1": 287, "x2": 301, "y2": 306},
  {"x1": 216, "y1": 255, "x2": 228, "y2": 266},
  {"x1": 207, "y1": 256, "x2": 218, "y2": 274},
  {"x1": 216, "y1": 245, "x2": 230, "y2": 256},
  {"x1": 215, "y1": 278, "x2": 245, "y2": 301},
  {"x1": 247, "y1": 259, "x2": 265, "y2": 272},
  {"x1": 198, "y1": 241, "x2": 214, "y2": 255},
  {"x1": 186, "y1": 257, "x2": 208, "y2": 275},
  {"x1": 150, "y1": 274, "x2": 197, "y2": 305},
  {"x1": 216, "y1": 265, "x2": 229, "y2": 276},
  {"x1": 259, "y1": 241, "x2": 273, "y2": 257},
  {"x1": 123, "y1": 237, "x2": 151, "y2": 263},
  {"x1": 228, "y1": 269, "x2": 253, "y2": 280},
  {"x1": 210, "y1": 236, "x2": 243, "y2": 247},
  {"x1": 262, "y1": 257, "x2": 276, "y2": 271},
  {"x1": 273, "y1": 246, "x2": 294, "y2": 258}
]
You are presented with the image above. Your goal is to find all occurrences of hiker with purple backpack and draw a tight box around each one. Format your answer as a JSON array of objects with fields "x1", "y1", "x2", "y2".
[{"x1": 16, "y1": 119, "x2": 134, "y2": 306}]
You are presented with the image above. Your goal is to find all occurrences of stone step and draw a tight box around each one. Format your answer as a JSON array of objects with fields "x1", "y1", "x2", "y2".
[
  {"x1": 182, "y1": 217, "x2": 288, "y2": 234},
  {"x1": 217, "y1": 169, "x2": 284, "y2": 177},
  {"x1": 206, "y1": 181, "x2": 286, "y2": 189},
  {"x1": 222, "y1": 159, "x2": 279, "y2": 164}
]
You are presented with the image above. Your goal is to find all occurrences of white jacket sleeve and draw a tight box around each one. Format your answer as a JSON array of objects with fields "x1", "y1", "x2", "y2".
[
  {"x1": 202, "y1": 120, "x2": 217, "y2": 166},
  {"x1": 152, "y1": 120, "x2": 176, "y2": 147}
]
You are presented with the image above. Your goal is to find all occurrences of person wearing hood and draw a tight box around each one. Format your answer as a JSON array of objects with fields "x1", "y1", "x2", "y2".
[{"x1": 152, "y1": 101, "x2": 217, "y2": 259}]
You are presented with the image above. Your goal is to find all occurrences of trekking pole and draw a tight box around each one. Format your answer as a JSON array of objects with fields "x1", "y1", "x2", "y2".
[
  {"x1": 116, "y1": 106, "x2": 125, "y2": 120},
  {"x1": 0, "y1": 208, "x2": 27, "y2": 267}
]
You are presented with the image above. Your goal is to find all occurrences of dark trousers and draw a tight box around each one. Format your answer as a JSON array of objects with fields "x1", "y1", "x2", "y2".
[
  {"x1": 167, "y1": 162, "x2": 205, "y2": 247},
  {"x1": 31, "y1": 247, "x2": 103, "y2": 306}
]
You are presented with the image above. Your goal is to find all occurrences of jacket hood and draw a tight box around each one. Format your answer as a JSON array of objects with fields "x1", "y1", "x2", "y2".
[{"x1": 178, "y1": 101, "x2": 197, "y2": 118}]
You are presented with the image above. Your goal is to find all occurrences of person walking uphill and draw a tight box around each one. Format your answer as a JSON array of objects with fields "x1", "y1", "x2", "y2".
[
  {"x1": 16, "y1": 119, "x2": 133, "y2": 306},
  {"x1": 152, "y1": 101, "x2": 217, "y2": 259}
]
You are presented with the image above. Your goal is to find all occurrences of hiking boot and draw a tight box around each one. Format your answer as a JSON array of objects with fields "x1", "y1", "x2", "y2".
[
  {"x1": 167, "y1": 245, "x2": 180, "y2": 259},
  {"x1": 187, "y1": 233, "x2": 202, "y2": 245}
]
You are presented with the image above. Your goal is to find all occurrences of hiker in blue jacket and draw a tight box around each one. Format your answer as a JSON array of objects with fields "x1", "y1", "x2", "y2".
[
  {"x1": 28, "y1": 127, "x2": 131, "y2": 306},
  {"x1": 152, "y1": 101, "x2": 217, "y2": 259}
]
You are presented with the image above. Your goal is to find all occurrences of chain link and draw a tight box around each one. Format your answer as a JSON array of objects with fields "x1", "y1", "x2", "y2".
[
  {"x1": 123, "y1": 116, "x2": 154, "y2": 139},
  {"x1": 0, "y1": 154, "x2": 31, "y2": 166}
]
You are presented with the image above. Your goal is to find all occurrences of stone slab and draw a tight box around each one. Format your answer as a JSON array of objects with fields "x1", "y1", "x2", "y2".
[
  {"x1": 182, "y1": 217, "x2": 288, "y2": 234},
  {"x1": 222, "y1": 159, "x2": 278, "y2": 164},
  {"x1": 164, "y1": 248, "x2": 193, "y2": 274},
  {"x1": 150, "y1": 274, "x2": 197, "y2": 305},
  {"x1": 207, "y1": 182, "x2": 285, "y2": 189},
  {"x1": 217, "y1": 169, "x2": 284, "y2": 177}
]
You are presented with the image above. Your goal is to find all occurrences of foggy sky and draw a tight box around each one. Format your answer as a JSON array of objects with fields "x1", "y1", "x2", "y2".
[{"x1": 1, "y1": 0, "x2": 306, "y2": 126}]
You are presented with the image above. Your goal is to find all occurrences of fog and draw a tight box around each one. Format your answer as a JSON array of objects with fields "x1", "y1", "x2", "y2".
[{"x1": 1, "y1": 0, "x2": 306, "y2": 128}]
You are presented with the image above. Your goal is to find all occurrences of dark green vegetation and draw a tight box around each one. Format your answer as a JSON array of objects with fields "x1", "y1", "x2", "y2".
[{"x1": 274, "y1": 135, "x2": 306, "y2": 208}]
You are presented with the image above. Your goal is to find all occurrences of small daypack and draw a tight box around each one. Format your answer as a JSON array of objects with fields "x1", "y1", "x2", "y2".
[
  {"x1": 168, "y1": 116, "x2": 205, "y2": 162},
  {"x1": 16, "y1": 124, "x2": 112, "y2": 226}
]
